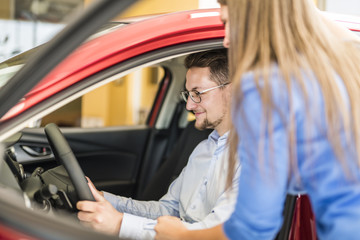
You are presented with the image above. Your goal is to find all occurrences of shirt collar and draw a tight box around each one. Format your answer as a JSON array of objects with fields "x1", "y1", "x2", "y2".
[{"x1": 209, "y1": 130, "x2": 229, "y2": 145}]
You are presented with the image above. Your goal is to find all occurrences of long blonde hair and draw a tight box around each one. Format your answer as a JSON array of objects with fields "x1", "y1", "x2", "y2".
[{"x1": 226, "y1": 0, "x2": 360, "y2": 186}]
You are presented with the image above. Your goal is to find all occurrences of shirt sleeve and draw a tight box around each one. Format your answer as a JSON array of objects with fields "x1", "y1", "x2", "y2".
[
  {"x1": 224, "y1": 72, "x2": 290, "y2": 240},
  {"x1": 119, "y1": 214, "x2": 157, "y2": 240},
  {"x1": 103, "y1": 167, "x2": 187, "y2": 239},
  {"x1": 103, "y1": 191, "x2": 179, "y2": 219}
]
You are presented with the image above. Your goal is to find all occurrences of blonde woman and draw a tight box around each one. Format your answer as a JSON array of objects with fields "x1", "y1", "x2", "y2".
[{"x1": 155, "y1": 0, "x2": 360, "y2": 239}]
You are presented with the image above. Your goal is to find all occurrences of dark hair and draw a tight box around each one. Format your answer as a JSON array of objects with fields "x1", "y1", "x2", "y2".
[
  {"x1": 184, "y1": 49, "x2": 229, "y2": 85},
  {"x1": 217, "y1": 0, "x2": 227, "y2": 5}
]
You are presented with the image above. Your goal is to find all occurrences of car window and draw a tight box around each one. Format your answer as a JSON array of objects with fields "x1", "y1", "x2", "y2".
[{"x1": 40, "y1": 66, "x2": 164, "y2": 127}]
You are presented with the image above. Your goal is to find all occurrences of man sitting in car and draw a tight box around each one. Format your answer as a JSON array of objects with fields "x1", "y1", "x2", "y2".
[{"x1": 76, "y1": 49, "x2": 240, "y2": 239}]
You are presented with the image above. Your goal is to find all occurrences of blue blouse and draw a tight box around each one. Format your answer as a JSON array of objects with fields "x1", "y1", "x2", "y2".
[{"x1": 224, "y1": 67, "x2": 360, "y2": 240}]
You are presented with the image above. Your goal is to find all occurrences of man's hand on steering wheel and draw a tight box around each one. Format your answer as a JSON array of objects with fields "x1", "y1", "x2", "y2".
[{"x1": 77, "y1": 177, "x2": 123, "y2": 235}]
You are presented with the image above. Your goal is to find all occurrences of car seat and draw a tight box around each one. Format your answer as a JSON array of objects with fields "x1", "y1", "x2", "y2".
[{"x1": 137, "y1": 120, "x2": 211, "y2": 201}]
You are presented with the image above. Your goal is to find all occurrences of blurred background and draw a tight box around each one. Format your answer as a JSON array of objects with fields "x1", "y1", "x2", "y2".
[
  {"x1": 0, "y1": 0, "x2": 359, "y2": 62},
  {"x1": 0, "y1": 0, "x2": 218, "y2": 61}
]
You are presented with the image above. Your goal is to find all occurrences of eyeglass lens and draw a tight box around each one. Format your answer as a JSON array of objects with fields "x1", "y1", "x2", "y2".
[{"x1": 181, "y1": 91, "x2": 201, "y2": 103}]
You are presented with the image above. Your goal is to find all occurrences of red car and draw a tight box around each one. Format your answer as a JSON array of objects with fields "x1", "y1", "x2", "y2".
[{"x1": 0, "y1": 0, "x2": 359, "y2": 239}]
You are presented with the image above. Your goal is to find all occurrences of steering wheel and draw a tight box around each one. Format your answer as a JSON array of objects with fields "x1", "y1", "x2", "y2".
[{"x1": 44, "y1": 123, "x2": 95, "y2": 202}]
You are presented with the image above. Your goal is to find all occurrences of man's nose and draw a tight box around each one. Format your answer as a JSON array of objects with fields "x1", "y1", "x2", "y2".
[{"x1": 186, "y1": 98, "x2": 197, "y2": 110}]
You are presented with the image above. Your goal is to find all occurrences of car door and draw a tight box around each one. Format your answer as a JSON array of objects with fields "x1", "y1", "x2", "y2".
[
  {"x1": 8, "y1": 41, "x2": 222, "y2": 199},
  {"x1": 11, "y1": 61, "x2": 174, "y2": 198},
  {"x1": 14, "y1": 126, "x2": 151, "y2": 197}
]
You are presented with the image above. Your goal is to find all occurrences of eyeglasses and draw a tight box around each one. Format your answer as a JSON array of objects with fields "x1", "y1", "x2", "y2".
[{"x1": 180, "y1": 82, "x2": 230, "y2": 103}]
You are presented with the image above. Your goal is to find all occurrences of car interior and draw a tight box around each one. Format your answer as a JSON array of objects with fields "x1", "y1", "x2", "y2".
[{"x1": 0, "y1": 46, "x2": 216, "y2": 210}]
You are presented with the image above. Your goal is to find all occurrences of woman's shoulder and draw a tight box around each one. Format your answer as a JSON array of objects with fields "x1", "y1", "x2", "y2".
[{"x1": 240, "y1": 65, "x2": 287, "y2": 92}]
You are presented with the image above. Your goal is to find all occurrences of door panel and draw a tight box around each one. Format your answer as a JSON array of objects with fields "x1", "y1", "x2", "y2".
[{"x1": 14, "y1": 126, "x2": 151, "y2": 197}]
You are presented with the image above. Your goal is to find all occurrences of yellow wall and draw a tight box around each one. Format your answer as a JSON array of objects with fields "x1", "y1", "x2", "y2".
[
  {"x1": 0, "y1": 0, "x2": 11, "y2": 19},
  {"x1": 84, "y1": 0, "x2": 198, "y2": 17},
  {"x1": 82, "y1": 84, "x2": 110, "y2": 126},
  {"x1": 82, "y1": 76, "x2": 134, "y2": 126},
  {"x1": 119, "y1": 0, "x2": 198, "y2": 18},
  {"x1": 109, "y1": 78, "x2": 132, "y2": 126}
]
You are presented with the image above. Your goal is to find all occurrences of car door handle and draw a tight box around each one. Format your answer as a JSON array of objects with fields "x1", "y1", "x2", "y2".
[{"x1": 21, "y1": 145, "x2": 52, "y2": 157}]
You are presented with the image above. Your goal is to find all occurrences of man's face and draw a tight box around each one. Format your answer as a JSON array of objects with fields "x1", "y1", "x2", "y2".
[
  {"x1": 220, "y1": 5, "x2": 230, "y2": 48},
  {"x1": 185, "y1": 67, "x2": 230, "y2": 135}
]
